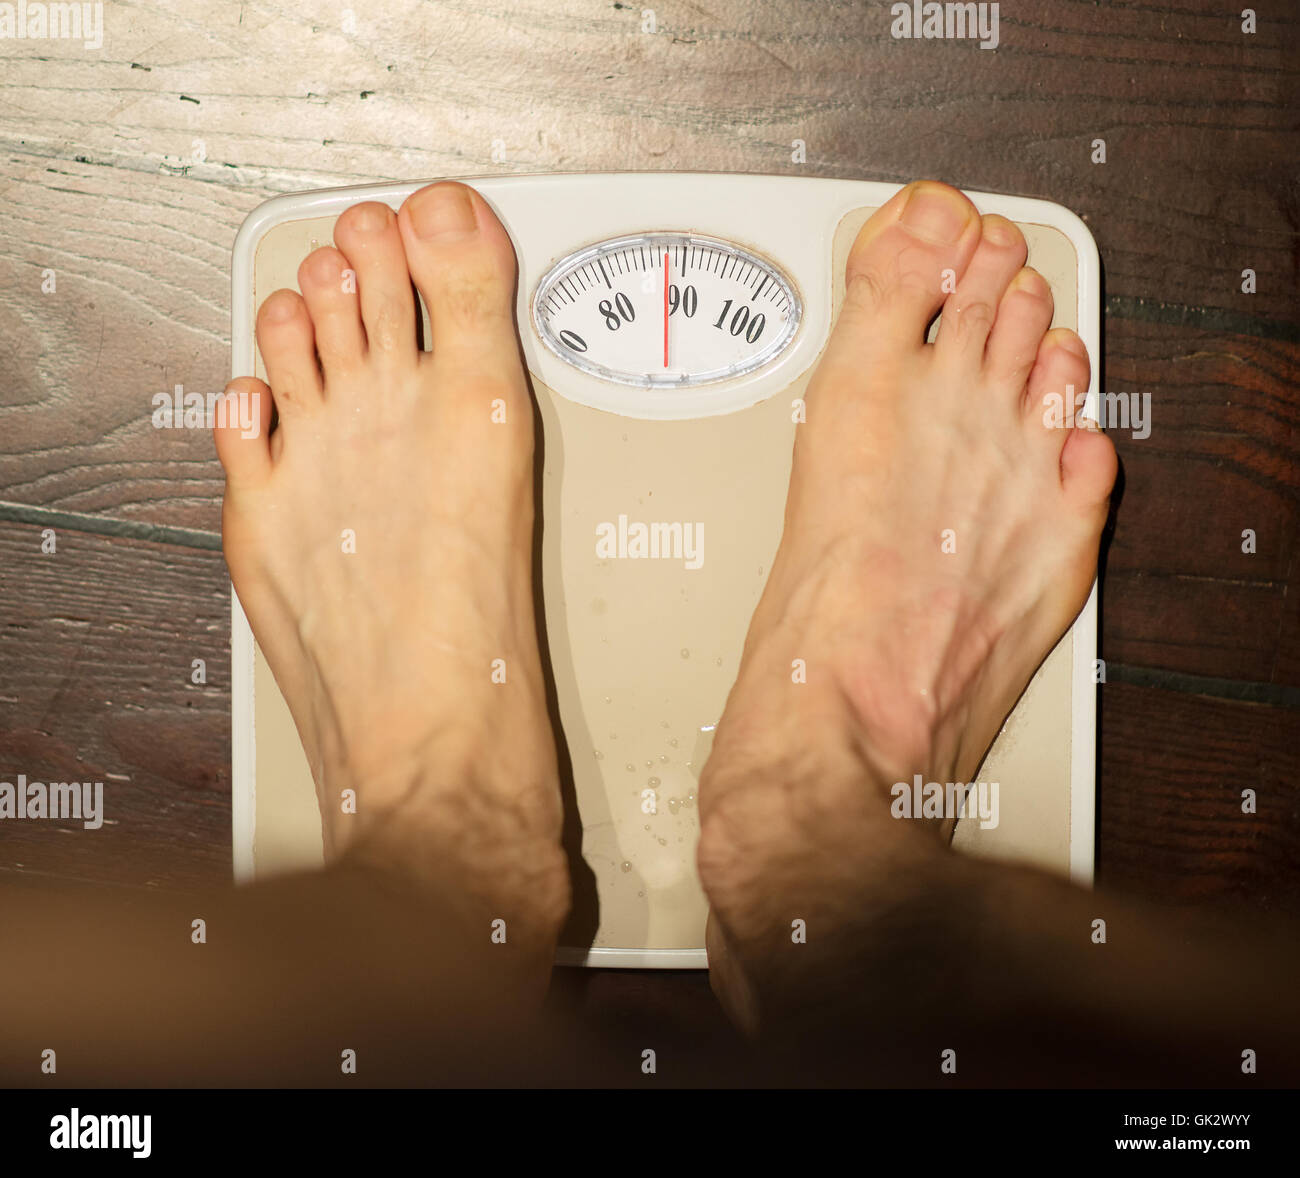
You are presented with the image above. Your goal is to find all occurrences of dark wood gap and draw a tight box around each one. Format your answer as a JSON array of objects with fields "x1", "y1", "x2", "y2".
[{"x1": 0, "y1": 501, "x2": 222, "y2": 552}]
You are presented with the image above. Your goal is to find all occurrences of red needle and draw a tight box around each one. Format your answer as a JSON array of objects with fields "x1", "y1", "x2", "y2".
[{"x1": 663, "y1": 249, "x2": 670, "y2": 368}]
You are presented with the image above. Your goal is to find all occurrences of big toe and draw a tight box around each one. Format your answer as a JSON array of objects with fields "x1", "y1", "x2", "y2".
[
  {"x1": 397, "y1": 181, "x2": 521, "y2": 373},
  {"x1": 835, "y1": 181, "x2": 983, "y2": 357}
]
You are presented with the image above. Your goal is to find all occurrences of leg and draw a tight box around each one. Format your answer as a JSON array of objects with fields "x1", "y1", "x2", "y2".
[
  {"x1": 1, "y1": 183, "x2": 569, "y2": 1085},
  {"x1": 696, "y1": 181, "x2": 1298, "y2": 1083}
]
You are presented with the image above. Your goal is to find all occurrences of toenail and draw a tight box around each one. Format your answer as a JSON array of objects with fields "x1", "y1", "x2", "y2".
[
  {"x1": 409, "y1": 183, "x2": 478, "y2": 240},
  {"x1": 900, "y1": 184, "x2": 970, "y2": 244},
  {"x1": 1052, "y1": 331, "x2": 1088, "y2": 358},
  {"x1": 348, "y1": 203, "x2": 393, "y2": 234},
  {"x1": 262, "y1": 293, "x2": 298, "y2": 323},
  {"x1": 1010, "y1": 268, "x2": 1049, "y2": 297},
  {"x1": 983, "y1": 217, "x2": 1018, "y2": 247},
  {"x1": 306, "y1": 249, "x2": 342, "y2": 283}
]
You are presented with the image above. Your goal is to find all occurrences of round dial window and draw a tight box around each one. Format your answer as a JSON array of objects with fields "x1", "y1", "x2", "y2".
[{"x1": 532, "y1": 232, "x2": 801, "y2": 389}]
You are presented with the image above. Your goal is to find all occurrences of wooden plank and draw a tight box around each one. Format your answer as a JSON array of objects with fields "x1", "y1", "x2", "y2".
[
  {"x1": 0, "y1": 521, "x2": 231, "y2": 888},
  {"x1": 0, "y1": 159, "x2": 248, "y2": 532},
  {"x1": 1097, "y1": 680, "x2": 1300, "y2": 912},
  {"x1": 1098, "y1": 320, "x2": 1298, "y2": 684},
  {"x1": 1273, "y1": 583, "x2": 1300, "y2": 688}
]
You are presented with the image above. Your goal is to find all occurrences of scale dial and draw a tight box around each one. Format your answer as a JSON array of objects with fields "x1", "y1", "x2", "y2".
[{"x1": 532, "y1": 232, "x2": 801, "y2": 389}]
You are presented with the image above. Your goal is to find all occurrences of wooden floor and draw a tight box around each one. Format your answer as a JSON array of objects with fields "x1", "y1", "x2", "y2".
[{"x1": 1, "y1": 2, "x2": 1296, "y2": 1050}]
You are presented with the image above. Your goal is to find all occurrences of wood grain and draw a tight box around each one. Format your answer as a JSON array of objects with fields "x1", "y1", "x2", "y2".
[
  {"x1": 1100, "y1": 319, "x2": 1298, "y2": 684},
  {"x1": 1098, "y1": 680, "x2": 1300, "y2": 913},
  {"x1": 0, "y1": 520, "x2": 230, "y2": 889}
]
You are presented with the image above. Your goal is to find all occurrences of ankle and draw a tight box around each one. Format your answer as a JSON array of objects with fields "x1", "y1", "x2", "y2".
[{"x1": 329, "y1": 750, "x2": 571, "y2": 932}]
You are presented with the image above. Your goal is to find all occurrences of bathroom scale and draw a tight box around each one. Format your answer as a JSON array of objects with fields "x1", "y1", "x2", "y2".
[{"x1": 230, "y1": 173, "x2": 1101, "y2": 967}]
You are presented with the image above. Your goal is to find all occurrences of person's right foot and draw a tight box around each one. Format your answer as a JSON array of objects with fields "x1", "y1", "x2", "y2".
[
  {"x1": 215, "y1": 182, "x2": 569, "y2": 996},
  {"x1": 695, "y1": 181, "x2": 1117, "y2": 1031}
]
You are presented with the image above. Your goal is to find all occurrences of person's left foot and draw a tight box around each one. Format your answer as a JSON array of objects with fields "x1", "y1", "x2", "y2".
[
  {"x1": 215, "y1": 182, "x2": 569, "y2": 986},
  {"x1": 695, "y1": 182, "x2": 1117, "y2": 1032}
]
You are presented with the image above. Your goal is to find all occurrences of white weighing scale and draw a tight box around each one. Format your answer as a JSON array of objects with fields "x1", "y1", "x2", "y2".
[{"x1": 230, "y1": 173, "x2": 1100, "y2": 968}]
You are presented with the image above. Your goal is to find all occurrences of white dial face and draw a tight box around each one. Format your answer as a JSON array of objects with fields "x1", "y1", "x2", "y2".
[{"x1": 532, "y1": 232, "x2": 801, "y2": 389}]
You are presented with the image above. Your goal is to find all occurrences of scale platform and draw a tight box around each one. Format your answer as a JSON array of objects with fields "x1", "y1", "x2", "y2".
[{"x1": 230, "y1": 173, "x2": 1100, "y2": 968}]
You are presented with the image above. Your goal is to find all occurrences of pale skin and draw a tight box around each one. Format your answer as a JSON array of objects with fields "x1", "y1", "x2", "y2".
[{"x1": 1, "y1": 180, "x2": 1293, "y2": 1085}]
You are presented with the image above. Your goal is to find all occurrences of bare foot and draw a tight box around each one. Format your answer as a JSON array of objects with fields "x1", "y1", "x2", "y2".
[
  {"x1": 695, "y1": 181, "x2": 1117, "y2": 1032},
  {"x1": 215, "y1": 182, "x2": 568, "y2": 987}
]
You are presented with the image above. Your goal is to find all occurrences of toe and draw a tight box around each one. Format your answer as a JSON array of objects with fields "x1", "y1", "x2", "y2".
[
  {"x1": 255, "y1": 288, "x2": 323, "y2": 413},
  {"x1": 1025, "y1": 327, "x2": 1090, "y2": 430},
  {"x1": 1023, "y1": 328, "x2": 1117, "y2": 507},
  {"x1": 213, "y1": 376, "x2": 274, "y2": 485},
  {"x1": 397, "y1": 181, "x2": 521, "y2": 369},
  {"x1": 1061, "y1": 419, "x2": 1119, "y2": 509},
  {"x1": 333, "y1": 200, "x2": 418, "y2": 369},
  {"x1": 837, "y1": 181, "x2": 983, "y2": 351},
  {"x1": 934, "y1": 215, "x2": 1027, "y2": 361},
  {"x1": 984, "y1": 266, "x2": 1054, "y2": 391},
  {"x1": 298, "y1": 246, "x2": 366, "y2": 380},
  {"x1": 1035, "y1": 330, "x2": 1117, "y2": 503}
]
